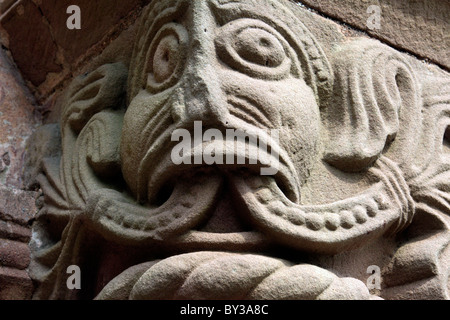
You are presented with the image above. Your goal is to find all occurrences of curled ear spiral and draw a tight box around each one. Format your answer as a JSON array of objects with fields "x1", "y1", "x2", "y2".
[{"x1": 323, "y1": 39, "x2": 420, "y2": 172}]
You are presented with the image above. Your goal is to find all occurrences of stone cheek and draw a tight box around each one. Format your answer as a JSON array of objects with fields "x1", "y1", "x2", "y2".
[{"x1": 13, "y1": 0, "x2": 450, "y2": 300}]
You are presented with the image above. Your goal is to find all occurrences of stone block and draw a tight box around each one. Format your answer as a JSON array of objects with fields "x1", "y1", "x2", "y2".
[
  {"x1": 297, "y1": 0, "x2": 450, "y2": 69},
  {"x1": 0, "y1": 185, "x2": 38, "y2": 226},
  {"x1": 0, "y1": 266, "x2": 33, "y2": 300},
  {"x1": 39, "y1": 0, "x2": 142, "y2": 64},
  {"x1": 0, "y1": 239, "x2": 30, "y2": 270},
  {"x1": 0, "y1": 0, "x2": 149, "y2": 100},
  {"x1": 1, "y1": 0, "x2": 62, "y2": 86},
  {"x1": 0, "y1": 220, "x2": 31, "y2": 243}
]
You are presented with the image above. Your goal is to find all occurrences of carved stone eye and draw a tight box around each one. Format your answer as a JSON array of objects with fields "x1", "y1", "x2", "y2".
[
  {"x1": 153, "y1": 34, "x2": 180, "y2": 83},
  {"x1": 216, "y1": 19, "x2": 292, "y2": 80},
  {"x1": 234, "y1": 28, "x2": 285, "y2": 68},
  {"x1": 146, "y1": 23, "x2": 188, "y2": 93}
]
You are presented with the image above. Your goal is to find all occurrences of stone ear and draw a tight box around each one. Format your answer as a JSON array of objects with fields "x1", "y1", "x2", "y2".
[
  {"x1": 62, "y1": 63, "x2": 128, "y2": 133},
  {"x1": 323, "y1": 39, "x2": 419, "y2": 172}
]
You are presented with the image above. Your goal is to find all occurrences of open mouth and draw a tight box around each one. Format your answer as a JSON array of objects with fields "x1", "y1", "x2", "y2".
[
  {"x1": 142, "y1": 126, "x2": 301, "y2": 205},
  {"x1": 85, "y1": 124, "x2": 413, "y2": 300},
  {"x1": 88, "y1": 123, "x2": 412, "y2": 254},
  {"x1": 128, "y1": 139, "x2": 300, "y2": 244},
  {"x1": 83, "y1": 130, "x2": 309, "y2": 299},
  {"x1": 89, "y1": 166, "x2": 408, "y2": 300},
  {"x1": 141, "y1": 127, "x2": 303, "y2": 244},
  {"x1": 86, "y1": 146, "x2": 308, "y2": 299}
]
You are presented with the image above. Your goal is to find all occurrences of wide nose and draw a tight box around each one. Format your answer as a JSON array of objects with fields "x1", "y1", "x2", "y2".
[
  {"x1": 182, "y1": 57, "x2": 228, "y2": 126},
  {"x1": 173, "y1": 1, "x2": 229, "y2": 128}
]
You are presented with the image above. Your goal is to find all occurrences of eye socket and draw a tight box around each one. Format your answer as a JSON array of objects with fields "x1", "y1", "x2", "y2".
[
  {"x1": 153, "y1": 34, "x2": 180, "y2": 83},
  {"x1": 216, "y1": 19, "x2": 293, "y2": 80},
  {"x1": 145, "y1": 23, "x2": 188, "y2": 93},
  {"x1": 234, "y1": 28, "x2": 285, "y2": 68}
]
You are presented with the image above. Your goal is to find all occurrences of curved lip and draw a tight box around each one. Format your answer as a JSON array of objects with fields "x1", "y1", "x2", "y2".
[{"x1": 139, "y1": 124, "x2": 301, "y2": 205}]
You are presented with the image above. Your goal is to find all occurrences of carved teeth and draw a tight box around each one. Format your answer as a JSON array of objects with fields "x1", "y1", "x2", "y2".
[
  {"x1": 172, "y1": 210, "x2": 182, "y2": 219},
  {"x1": 86, "y1": 173, "x2": 223, "y2": 243},
  {"x1": 231, "y1": 170, "x2": 410, "y2": 254},
  {"x1": 339, "y1": 210, "x2": 355, "y2": 229},
  {"x1": 305, "y1": 214, "x2": 324, "y2": 231},
  {"x1": 324, "y1": 213, "x2": 340, "y2": 231},
  {"x1": 181, "y1": 201, "x2": 193, "y2": 209},
  {"x1": 158, "y1": 215, "x2": 172, "y2": 227},
  {"x1": 365, "y1": 199, "x2": 378, "y2": 217},
  {"x1": 287, "y1": 208, "x2": 305, "y2": 226},
  {"x1": 255, "y1": 188, "x2": 274, "y2": 204},
  {"x1": 268, "y1": 201, "x2": 286, "y2": 217},
  {"x1": 353, "y1": 205, "x2": 368, "y2": 224},
  {"x1": 123, "y1": 215, "x2": 144, "y2": 230},
  {"x1": 374, "y1": 194, "x2": 389, "y2": 210},
  {"x1": 122, "y1": 216, "x2": 133, "y2": 229},
  {"x1": 143, "y1": 219, "x2": 157, "y2": 231},
  {"x1": 116, "y1": 212, "x2": 125, "y2": 225}
]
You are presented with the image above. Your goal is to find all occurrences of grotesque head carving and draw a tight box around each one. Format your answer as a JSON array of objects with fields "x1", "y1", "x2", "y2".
[
  {"x1": 29, "y1": 0, "x2": 450, "y2": 300},
  {"x1": 122, "y1": 0, "x2": 331, "y2": 201}
]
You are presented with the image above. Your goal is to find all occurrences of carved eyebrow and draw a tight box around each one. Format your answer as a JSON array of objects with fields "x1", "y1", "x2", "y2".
[
  {"x1": 215, "y1": 0, "x2": 242, "y2": 5},
  {"x1": 209, "y1": 1, "x2": 304, "y2": 78},
  {"x1": 141, "y1": 0, "x2": 189, "y2": 42},
  {"x1": 133, "y1": 0, "x2": 189, "y2": 93},
  {"x1": 208, "y1": 0, "x2": 332, "y2": 102},
  {"x1": 208, "y1": 0, "x2": 299, "y2": 49},
  {"x1": 209, "y1": 0, "x2": 279, "y2": 26}
]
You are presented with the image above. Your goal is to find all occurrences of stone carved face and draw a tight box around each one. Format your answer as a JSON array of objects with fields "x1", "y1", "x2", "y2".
[
  {"x1": 29, "y1": 0, "x2": 450, "y2": 300},
  {"x1": 120, "y1": 0, "x2": 322, "y2": 243}
]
